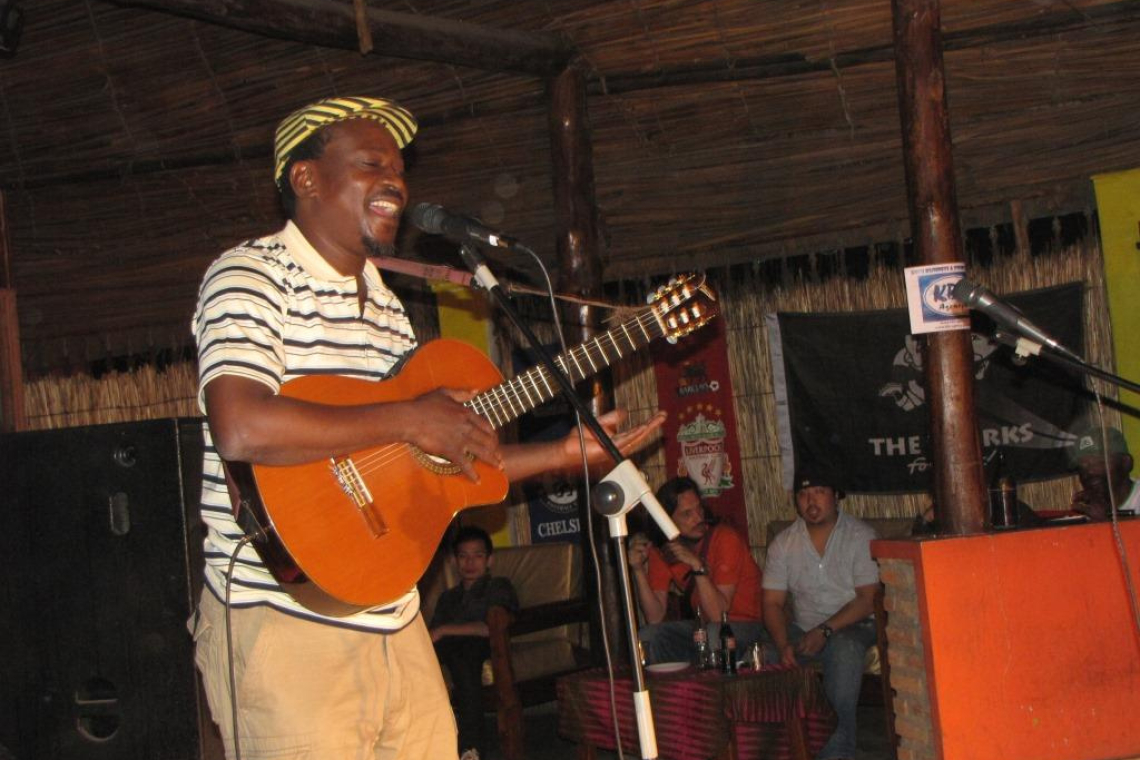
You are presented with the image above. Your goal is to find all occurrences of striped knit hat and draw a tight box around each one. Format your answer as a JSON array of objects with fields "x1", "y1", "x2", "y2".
[{"x1": 273, "y1": 96, "x2": 418, "y2": 187}]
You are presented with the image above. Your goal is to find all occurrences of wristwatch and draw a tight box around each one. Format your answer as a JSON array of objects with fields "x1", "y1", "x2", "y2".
[
  {"x1": 817, "y1": 623, "x2": 833, "y2": 639},
  {"x1": 690, "y1": 565, "x2": 708, "y2": 576}
]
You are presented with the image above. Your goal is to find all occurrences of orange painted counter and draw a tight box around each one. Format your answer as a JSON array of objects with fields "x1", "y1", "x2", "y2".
[{"x1": 873, "y1": 520, "x2": 1140, "y2": 760}]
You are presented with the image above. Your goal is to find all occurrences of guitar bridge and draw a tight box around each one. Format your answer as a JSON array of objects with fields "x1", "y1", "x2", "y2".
[{"x1": 330, "y1": 457, "x2": 388, "y2": 538}]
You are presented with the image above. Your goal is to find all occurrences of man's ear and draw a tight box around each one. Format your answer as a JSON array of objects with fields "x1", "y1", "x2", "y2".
[
  {"x1": 1122, "y1": 453, "x2": 1134, "y2": 476},
  {"x1": 486, "y1": 553, "x2": 494, "y2": 570},
  {"x1": 289, "y1": 161, "x2": 319, "y2": 199}
]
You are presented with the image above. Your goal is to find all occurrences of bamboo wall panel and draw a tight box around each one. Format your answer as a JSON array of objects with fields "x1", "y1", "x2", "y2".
[{"x1": 24, "y1": 362, "x2": 198, "y2": 430}]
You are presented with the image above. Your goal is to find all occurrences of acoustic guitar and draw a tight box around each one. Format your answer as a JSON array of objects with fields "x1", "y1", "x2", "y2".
[{"x1": 224, "y1": 274, "x2": 717, "y2": 616}]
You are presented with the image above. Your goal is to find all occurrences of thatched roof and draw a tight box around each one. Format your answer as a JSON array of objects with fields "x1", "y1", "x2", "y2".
[{"x1": 2, "y1": 0, "x2": 1138, "y2": 374}]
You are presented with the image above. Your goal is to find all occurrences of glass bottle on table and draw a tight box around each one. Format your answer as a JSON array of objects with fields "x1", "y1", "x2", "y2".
[
  {"x1": 719, "y1": 612, "x2": 737, "y2": 675},
  {"x1": 692, "y1": 606, "x2": 709, "y2": 669},
  {"x1": 989, "y1": 448, "x2": 1017, "y2": 529}
]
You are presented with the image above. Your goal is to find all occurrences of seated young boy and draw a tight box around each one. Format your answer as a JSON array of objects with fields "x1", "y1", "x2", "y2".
[{"x1": 430, "y1": 526, "x2": 519, "y2": 760}]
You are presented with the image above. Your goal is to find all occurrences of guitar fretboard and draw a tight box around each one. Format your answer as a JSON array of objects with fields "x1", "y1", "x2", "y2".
[{"x1": 466, "y1": 308, "x2": 666, "y2": 429}]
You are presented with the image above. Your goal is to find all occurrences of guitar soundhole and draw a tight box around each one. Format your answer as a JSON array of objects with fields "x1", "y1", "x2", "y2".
[{"x1": 409, "y1": 445, "x2": 463, "y2": 476}]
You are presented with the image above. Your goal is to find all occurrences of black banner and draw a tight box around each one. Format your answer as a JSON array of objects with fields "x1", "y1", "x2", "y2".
[{"x1": 768, "y1": 283, "x2": 1088, "y2": 493}]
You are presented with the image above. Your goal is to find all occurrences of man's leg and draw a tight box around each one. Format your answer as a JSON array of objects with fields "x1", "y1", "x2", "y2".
[
  {"x1": 815, "y1": 619, "x2": 876, "y2": 760},
  {"x1": 193, "y1": 589, "x2": 446, "y2": 759},
  {"x1": 374, "y1": 613, "x2": 459, "y2": 760},
  {"x1": 637, "y1": 620, "x2": 698, "y2": 664},
  {"x1": 762, "y1": 622, "x2": 808, "y2": 666},
  {"x1": 434, "y1": 636, "x2": 491, "y2": 757}
]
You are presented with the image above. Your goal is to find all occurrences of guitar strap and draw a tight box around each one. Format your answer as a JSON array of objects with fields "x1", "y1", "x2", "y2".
[{"x1": 368, "y1": 255, "x2": 620, "y2": 309}]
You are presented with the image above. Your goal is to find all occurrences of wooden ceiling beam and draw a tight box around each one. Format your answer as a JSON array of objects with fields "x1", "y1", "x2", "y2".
[{"x1": 107, "y1": 0, "x2": 573, "y2": 76}]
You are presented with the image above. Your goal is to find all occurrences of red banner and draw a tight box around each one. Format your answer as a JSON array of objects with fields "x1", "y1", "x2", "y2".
[{"x1": 651, "y1": 316, "x2": 748, "y2": 531}]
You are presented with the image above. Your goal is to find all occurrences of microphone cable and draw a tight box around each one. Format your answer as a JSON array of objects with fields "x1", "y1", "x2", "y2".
[
  {"x1": 510, "y1": 240, "x2": 628, "y2": 760},
  {"x1": 224, "y1": 535, "x2": 255, "y2": 760},
  {"x1": 1087, "y1": 391, "x2": 1140, "y2": 636}
]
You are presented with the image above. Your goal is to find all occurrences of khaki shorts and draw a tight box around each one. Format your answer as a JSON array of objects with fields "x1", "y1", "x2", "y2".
[{"x1": 192, "y1": 590, "x2": 457, "y2": 760}]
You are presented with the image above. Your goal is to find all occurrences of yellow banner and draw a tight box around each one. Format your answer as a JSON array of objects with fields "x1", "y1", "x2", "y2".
[
  {"x1": 431, "y1": 282, "x2": 513, "y2": 547},
  {"x1": 1092, "y1": 168, "x2": 1140, "y2": 450}
]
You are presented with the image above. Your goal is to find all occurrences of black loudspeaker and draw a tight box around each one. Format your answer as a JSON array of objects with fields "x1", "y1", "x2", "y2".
[{"x1": 0, "y1": 418, "x2": 221, "y2": 760}]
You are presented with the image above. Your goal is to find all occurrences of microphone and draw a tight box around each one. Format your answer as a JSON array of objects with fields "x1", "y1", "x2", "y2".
[
  {"x1": 952, "y1": 278, "x2": 1082, "y2": 362},
  {"x1": 408, "y1": 202, "x2": 517, "y2": 251},
  {"x1": 408, "y1": 202, "x2": 504, "y2": 291}
]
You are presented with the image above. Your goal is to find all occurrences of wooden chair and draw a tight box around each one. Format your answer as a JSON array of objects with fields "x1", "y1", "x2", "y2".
[{"x1": 420, "y1": 541, "x2": 593, "y2": 760}]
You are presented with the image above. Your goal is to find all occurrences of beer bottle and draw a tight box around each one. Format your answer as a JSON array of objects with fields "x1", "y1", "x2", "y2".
[
  {"x1": 989, "y1": 448, "x2": 1017, "y2": 529},
  {"x1": 692, "y1": 606, "x2": 710, "y2": 669},
  {"x1": 719, "y1": 612, "x2": 737, "y2": 675}
]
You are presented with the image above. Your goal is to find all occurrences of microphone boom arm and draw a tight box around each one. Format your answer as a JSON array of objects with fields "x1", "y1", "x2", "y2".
[{"x1": 990, "y1": 328, "x2": 1140, "y2": 395}]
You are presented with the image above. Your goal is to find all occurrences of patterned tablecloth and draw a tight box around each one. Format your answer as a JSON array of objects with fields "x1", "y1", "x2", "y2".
[{"x1": 557, "y1": 664, "x2": 836, "y2": 760}]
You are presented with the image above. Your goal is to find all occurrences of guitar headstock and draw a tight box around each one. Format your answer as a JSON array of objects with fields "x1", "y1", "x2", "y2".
[{"x1": 647, "y1": 273, "x2": 719, "y2": 343}]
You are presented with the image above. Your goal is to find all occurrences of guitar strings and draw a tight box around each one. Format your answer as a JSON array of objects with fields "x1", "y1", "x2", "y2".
[
  {"x1": 322, "y1": 300, "x2": 688, "y2": 483},
  {"x1": 290, "y1": 289, "x2": 697, "y2": 503},
  {"x1": 243, "y1": 282, "x2": 707, "y2": 578}
]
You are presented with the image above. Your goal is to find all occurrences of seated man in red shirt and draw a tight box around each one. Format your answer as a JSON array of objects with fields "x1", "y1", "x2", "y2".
[{"x1": 628, "y1": 477, "x2": 765, "y2": 664}]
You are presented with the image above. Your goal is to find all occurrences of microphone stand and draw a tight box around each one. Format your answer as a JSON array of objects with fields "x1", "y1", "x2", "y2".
[
  {"x1": 992, "y1": 329, "x2": 1140, "y2": 395},
  {"x1": 458, "y1": 242, "x2": 679, "y2": 760}
]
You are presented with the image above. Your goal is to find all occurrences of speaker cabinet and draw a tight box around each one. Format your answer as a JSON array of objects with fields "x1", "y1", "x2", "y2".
[{"x1": 0, "y1": 418, "x2": 219, "y2": 760}]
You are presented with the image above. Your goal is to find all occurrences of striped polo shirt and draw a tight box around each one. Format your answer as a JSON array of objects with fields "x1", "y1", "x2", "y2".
[{"x1": 192, "y1": 221, "x2": 419, "y2": 631}]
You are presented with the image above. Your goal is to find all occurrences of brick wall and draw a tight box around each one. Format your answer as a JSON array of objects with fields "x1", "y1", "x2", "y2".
[{"x1": 880, "y1": 558, "x2": 934, "y2": 760}]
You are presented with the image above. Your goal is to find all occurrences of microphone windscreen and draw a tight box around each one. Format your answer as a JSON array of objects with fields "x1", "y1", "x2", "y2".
[
  {"x1": 408, "y1": 202, "x2": 447, "y2": 235},
  {"x1": 952, "y1": 277, "x2": 981, "y2": 305}
]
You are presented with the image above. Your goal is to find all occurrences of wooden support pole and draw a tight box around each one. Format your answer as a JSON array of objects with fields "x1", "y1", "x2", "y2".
[
  {"x1": 0, "y1": 190, "x2": 26, "y2": 433},
  {"x1": 892, "y1": 0, "x2": 987, "y2": 534},
  {"x1": 548, "y1": 64, "x2": 626, "y2": 663},
  {"x1": 0, "y1": 289, "x2": 25, "y2": 433}
]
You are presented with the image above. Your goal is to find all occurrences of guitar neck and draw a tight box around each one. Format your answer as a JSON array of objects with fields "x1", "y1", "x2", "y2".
[{"x1": 467, "y1": 308, "x2": 666, "y2": 429}]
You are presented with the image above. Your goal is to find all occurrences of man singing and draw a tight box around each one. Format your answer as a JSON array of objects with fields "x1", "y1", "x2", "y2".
[{"x1": 190, "y1": 95, "x2": 665, "y2": 759}]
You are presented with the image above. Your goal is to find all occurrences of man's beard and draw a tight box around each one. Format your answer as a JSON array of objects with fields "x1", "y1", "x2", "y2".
[
  {"x1": 364, "y1": 236, "x2": 397, "y2": 258},
  {"x1": 679, "y1": 523, "x2": 707, "y2": 545}
]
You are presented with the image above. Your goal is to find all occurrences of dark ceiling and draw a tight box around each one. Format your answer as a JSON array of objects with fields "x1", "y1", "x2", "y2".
[{"x1": 2, "y1": 0, "x2": 1138, "y2": 375}]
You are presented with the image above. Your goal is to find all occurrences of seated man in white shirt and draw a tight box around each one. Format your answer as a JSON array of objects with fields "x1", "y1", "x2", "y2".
[{"x1": 762, "y1": 469, "x2": 879, "y2": 760}]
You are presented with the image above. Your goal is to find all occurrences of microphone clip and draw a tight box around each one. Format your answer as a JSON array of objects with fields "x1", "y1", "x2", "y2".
[
  {"x1": 458, "y1": 241, "x2": 502, "y2": 293},
  {"x1": 991, "y1": 328, "x2": 1036, "y2": 364}
]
